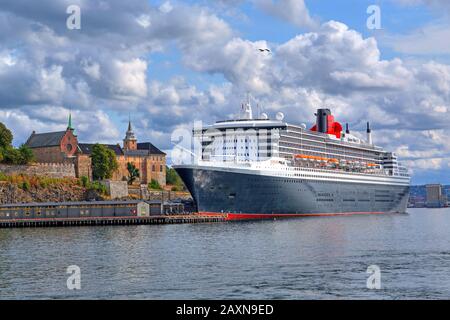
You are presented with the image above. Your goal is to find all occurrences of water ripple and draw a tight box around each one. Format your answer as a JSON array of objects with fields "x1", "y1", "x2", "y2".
[{"x1": 0, "y1": 208, "x2": 450, "y2": 299}]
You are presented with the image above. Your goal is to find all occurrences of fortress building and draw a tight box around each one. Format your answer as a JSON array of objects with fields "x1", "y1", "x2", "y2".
[
  {"x1": 26, "y1": 114, "x2": 78, "y2": 163},
  {"x1": 25, "y1": 115, "x2": 166, "y2": 186}
]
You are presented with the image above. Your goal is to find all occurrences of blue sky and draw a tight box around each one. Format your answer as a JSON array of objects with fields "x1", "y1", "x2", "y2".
[
  {"x1": 145, "y1": 0, "x2": 449, "y2": 97},
  {"x1": 151, "y1": 1, "x2": 440, "y2": 65},
  {"x1": 0, "y1": 0, "x2": 449, "y2": 185}
]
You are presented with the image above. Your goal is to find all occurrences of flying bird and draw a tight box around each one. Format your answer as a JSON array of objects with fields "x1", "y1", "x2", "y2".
[{"x1": 258, "y1": 48, "x2": 271, "y2": 53}]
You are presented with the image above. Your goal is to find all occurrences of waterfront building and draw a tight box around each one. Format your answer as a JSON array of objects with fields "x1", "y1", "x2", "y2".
[{"x1": 426, "y1": 184, "x2": 446, "y2": 208}]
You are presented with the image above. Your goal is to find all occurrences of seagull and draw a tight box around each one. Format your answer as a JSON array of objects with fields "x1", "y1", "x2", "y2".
[{"x1": 258, "y1": 48, "x2": 271, "y2": 53}]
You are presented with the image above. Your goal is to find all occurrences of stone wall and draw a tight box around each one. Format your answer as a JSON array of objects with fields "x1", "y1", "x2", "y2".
[
  {"x1": 30, "y1": 146, "x2": 65, "y2": 163},
  {"x1": 74, "y1": 154, "x2": 92, "y2": 179},
  {"x1": 100, "y1": 180, "x2": 129, "y2": 199},
  {"x1": 0, "y1": 163, "x2": 76, "y2": 178}
]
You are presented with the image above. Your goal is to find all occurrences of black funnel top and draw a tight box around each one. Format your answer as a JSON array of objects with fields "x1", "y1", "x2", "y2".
[{"x1": 316, "y1": 108, "x2": 331, "y2": 133}]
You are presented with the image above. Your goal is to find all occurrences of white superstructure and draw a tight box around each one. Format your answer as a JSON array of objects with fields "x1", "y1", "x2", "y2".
[{"x1": 192, "y1": 102, "x2": 409, "y2": 186}]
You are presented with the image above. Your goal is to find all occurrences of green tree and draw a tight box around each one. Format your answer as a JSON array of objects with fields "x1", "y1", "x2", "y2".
[
  {"x1": 166, "y1": 166, "x2": 185, "y2": 191},
  {"x1": 80, "y1": 176, "x2": 89, "y2": 187},
  {"x1": 91, "y1": 144, "x2": 118, "y2": 180},
  {"x1": 21, "y1": 181, "x2": 31, "y2": 191},
  {"x1": 17, "y1": 144, "x2": 35, "y2": 165},
  {"x1": 0, "y1": 144, "x2": 34, "y2": 165},
  {"x1": 0, "y1": 122, "x2": 13, "y2": 149},
  {"x1": 1, "y1": 146, "x2": 21, "y2": 164},
  {"x1": 88, "y1": 181, "x2": 107, "y2": 194},
  {"x1": 149, "y1": 179, "x2": 162, "y2": 190},
  {"x1": 127, "y1": 162, "x2": 140, "y2": 185}
]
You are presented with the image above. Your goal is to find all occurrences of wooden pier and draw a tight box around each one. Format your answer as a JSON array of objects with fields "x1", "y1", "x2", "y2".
[{"x1": 0, "y1": 214, "x2": 226, "y2": 229}]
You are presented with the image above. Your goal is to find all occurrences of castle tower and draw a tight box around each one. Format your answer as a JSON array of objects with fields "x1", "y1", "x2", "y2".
[{"x1": 123, "y1": 120, "x2": 137, "y2": 151}]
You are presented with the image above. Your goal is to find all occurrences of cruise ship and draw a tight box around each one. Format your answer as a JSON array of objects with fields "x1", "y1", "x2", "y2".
[{"x1": 173, "y1": 103, "x2": 410, "y2": 219}]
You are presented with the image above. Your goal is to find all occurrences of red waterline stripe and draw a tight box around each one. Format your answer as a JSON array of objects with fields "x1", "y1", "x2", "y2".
[{"x1": 198, "y1": 211, "x2": 386, "y2": 221}]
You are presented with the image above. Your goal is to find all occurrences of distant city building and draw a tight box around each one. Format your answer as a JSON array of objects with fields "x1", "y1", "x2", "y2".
[
  {"x1": 408, "y1": 195, "x2": 425, "y2": 208},
  {"x1": 425, "y1": 184, "x2": 446, "y2": 208},
  {"x1": 25, "y1": 114, "x2": 166, "y2": 186}
]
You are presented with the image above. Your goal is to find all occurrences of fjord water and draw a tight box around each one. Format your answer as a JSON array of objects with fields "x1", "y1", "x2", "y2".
[{"x1": 1, "y1": 208, "x2": 449, "y2": 299}]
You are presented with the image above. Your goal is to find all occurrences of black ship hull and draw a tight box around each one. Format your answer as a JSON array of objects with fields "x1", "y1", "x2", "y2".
[{"x1": 175, "y1": 165, "x2": 410, "y2": 219}]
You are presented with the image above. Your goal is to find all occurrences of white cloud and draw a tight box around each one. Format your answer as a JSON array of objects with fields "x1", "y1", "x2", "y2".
[
  {"x1": 75, "y1": 109, "x2": 121, "y2": 143},
  {"x1": 82, "y1": 60, "x2": 101, "y2": 80},
  {"x1": 383, "y1": 1, "x2": 450, "y2": 56},
  {"x1": 0, "y1": 0, "x2": 233, "y2": 108},
  {"x1": 110, "y1": 59, "x2": 148, "y2": 99},
  {"x1": 433, "y1": 105, "x2": 448, "y2": 113},
  {"x1": 0, "y1": 50, "x2": 16, "y2": 67},
  {"x1": 381, "y1": 23, "x2": 450, "y2": 55},
  {"x1": 255, "y1": 0, "x2": 319, "y2": 29},
  {"x1": 32, "y1": 65, "x2": 66, "y2": 103},
  {"x1": 406, "y1": 158, "x2": 445, "y2": 171},
  {"x1": 184, "y1": 37, "x2": 272, "y2": 94},
  {"x1": 159, "y1": 1, "x2": 174, "y2": 14},
  {"x1": 136, "y1": 14, "x2": 152, "y2": 28},
  {"x1": 416, "y1": 61, "x2": 450, "y2": 94}
]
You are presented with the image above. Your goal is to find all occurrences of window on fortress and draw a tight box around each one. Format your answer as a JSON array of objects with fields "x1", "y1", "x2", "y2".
[
  {"x1": 152, "y1": 165, "x2": 155, "y2": 171},
  {"x1": 160, "y1": 165, "x2": 163, "y2": 172}
]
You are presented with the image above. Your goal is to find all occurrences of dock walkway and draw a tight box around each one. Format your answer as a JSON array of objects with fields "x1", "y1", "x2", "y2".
[{"x1": 0, "y1": 214, "x2": 225, "y2": 228}]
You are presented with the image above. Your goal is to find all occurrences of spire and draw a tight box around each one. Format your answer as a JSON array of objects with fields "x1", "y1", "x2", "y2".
[
  {"x1": 123, "y1": 117, "x2": 137, "y2": 151},
  {"x1": 125, "y1": 118, "x2": 135, "y2": 139},
  {"x1": 67, "y1": 111, "x2": 76, "y2": 136}
]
